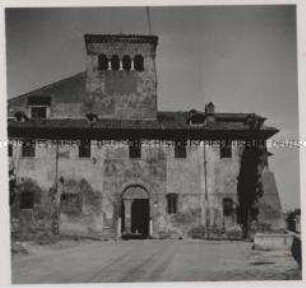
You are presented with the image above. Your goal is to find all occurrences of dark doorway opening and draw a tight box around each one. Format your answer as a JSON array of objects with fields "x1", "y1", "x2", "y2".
[
  {"x1": 121, "y1": 185, "x2": 150, "y2": 240},
  {"x1": 131, "y1": 199, "x2": 150, "y2": 239}
]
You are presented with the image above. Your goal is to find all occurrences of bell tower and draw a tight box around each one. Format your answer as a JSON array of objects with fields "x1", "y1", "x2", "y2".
[{"x1": 84, "y1": 34, "x2": 158, "y2": 120}]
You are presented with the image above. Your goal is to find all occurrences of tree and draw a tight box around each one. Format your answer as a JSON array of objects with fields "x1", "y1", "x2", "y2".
[
  {"x1": 9, "y1": 166, "x2": 17, "y2": 206},
  {"x1": 237, "y1": 146, "x2": 264, "y2": 239}
]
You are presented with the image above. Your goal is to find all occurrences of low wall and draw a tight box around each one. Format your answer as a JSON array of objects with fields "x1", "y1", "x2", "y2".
[{"x1": 254, "y1": 233, "x2": 294, "y2": 250}]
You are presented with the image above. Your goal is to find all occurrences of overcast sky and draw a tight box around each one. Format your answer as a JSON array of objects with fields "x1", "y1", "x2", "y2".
[{"x1": 5, "y1": 6, "x2": 299, "y2": 211}]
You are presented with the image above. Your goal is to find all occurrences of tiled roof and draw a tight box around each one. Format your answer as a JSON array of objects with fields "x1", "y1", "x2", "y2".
[{"x1": 8, "y1": 111, "x2": 277, "y2": 132}]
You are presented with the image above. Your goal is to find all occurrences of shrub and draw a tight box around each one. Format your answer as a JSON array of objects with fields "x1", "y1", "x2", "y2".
[
  {"x1": 34, "y1": 230, "x2": 59, "y2": 245},
  {"x1": 226, "y1": 226, "x2": 243, "y2": 239},
  {"x1": 188, "y1": 225, "x2": 206, "y2": 239}
]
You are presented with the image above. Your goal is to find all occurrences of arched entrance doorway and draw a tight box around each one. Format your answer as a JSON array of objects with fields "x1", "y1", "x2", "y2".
[{"x1": 121, "y1": 185, "x2": 150, "y2": 239}]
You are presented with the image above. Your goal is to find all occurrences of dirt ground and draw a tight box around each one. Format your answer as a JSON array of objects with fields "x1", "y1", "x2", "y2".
[{"x1": 11, "y1": 239, "x2": 301, "y2": 283}]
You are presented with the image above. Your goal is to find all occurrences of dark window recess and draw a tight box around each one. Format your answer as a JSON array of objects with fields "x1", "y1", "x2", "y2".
[
  {"x1": 22, "y1": 140, "x2": 35, "y2": 157},
  {"x1": 220, "y1": 140, "x2": 232, "y2": 158},
  {"x1": 31, "y1": 106, "x2": 47, "y2": 119},
  {"x1": 60, "y1": 193, "x2": 81, "y2": 213},
  {"x1": 174, "y1": 141, "x2": 187, "y2": 158},
  {"x1": 223, "y1": 198, "x2": 234, "y2": 217},
  {"x1": 79, "y1": 140, "x2": 91, "y2": 158},
  {"x1": 20, "y1": 192, "x2": 34, "y2": 209},
  {"x1": 189, "y1": 113, "x2": 206, "y2": 125},
  {"x1": 8, "y1": 144, "x2": 13, "y2": 157},
  {"x1": 122, "y1": 55, "x2": 131, "y2": 71},
  {"x1": 166, "y1": 193, "x2": 178, "y2": 214},
  {"x1": 98, "y1": 54, "x2": 108, "y2": 71},
  {"x1": 129, "y1": 140, "x2": 141, "y2": 159},
  {"x1": 111, "y1": 55, "x2": 120, "y2": 70},
  {"x1": 134, "y1": 55, "x2": 144, "y2": 71},
  {"x1": 27, "y1": 96, "x2": 51, "y2": 106},
  {"x1": 14, "y1": 111, "x2": 28, "y2": 122}
]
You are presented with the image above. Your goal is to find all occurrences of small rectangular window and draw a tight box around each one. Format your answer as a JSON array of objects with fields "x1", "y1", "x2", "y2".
[
  {"x1": 220, "y1": 140, "x2": 232, "y2": 159},
  {"x1": 8, "y1": 144, "x2": 13, "y2": 157},
  {"x1": 129, "y1": 140, "x2": 141, "y2": 159},
  {"x1": 166, "y1": 193, "x2": 178, "y2": 214},
  {"x1": 20, "y1": 192, "x2": 34, "y2": 209},
  {"x1": 31, "y1": 106, "x2": 47, "y2": 119},
  {"x1": 22, "y1": 140, "x2": 35, "y2": 157},
  {"x1": 79, "y1": 140, "x2": 91, "y2": 158},
  {"x1": 174, "y1": 141, "x2": 187, "y2": 158},
  {"x1": 223, "y1": 198, "x2": 234, "y2": 217}
]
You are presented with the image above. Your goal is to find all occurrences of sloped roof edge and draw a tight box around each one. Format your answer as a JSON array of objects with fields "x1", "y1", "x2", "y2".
[{"x1": 8, "y1": 71, "x2": 86, "y2": 103}]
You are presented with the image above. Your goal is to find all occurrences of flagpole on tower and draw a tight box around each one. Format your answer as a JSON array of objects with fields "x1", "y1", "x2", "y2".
[{"x1": 146, "y1": 6, "x2": 152, "y2": 35}]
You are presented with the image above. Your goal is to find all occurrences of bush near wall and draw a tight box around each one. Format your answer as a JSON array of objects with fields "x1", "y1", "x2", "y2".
[
  {"x1": 10, "y1": 178, "x2": 53, "y2": 242},
  {"x1": 188, "y1": 225, "x2": 243, "y2": 240}
]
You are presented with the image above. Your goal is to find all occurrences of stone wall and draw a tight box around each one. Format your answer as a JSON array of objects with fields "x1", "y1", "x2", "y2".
[
  {"x1": 209, "y1": 142, "x2": 242, "y2": 229},
  {"x1": 85, "y1": 41, "x2": 158, "y2": 120},
  {"x1": 10, "y1": 141, "x2": 243, "y2": 237},
  {"x1": 9, "y1": 139, "x2": 281, "y2": 239}
]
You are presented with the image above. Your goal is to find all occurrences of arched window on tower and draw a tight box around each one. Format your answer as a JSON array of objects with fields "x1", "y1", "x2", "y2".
[
  {"x1": 98, "y1": 54, "x2": 108, "y2": 71},
  {"x1": 110, "y1": 55, "x2": 120, "y2": 70},
  {"x1": 134, "y1": 55, "x2": 144, "y2": 71},
  {"x1": 122, "y1": 55, "x2": 131, "y2": 71}
]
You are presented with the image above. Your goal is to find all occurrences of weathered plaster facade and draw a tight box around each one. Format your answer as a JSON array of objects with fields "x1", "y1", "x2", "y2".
[
  {"x1": 84, "y1": 35, "x2": 158, "y2": 120},
  {"x1": 8, "y1": 34, "x2": 283, "y2": 240}
]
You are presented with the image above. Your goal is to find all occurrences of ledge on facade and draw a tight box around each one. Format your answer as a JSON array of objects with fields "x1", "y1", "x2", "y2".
[
  {"x1": 8, "y1": 111, "x2": 279, "y2": 141},
  {"x1": 84, "y1": 34, "x2": 158, "y2": 47},
  {"x1": 7, "y1": 111, "x2": 272, "y2": 130}
]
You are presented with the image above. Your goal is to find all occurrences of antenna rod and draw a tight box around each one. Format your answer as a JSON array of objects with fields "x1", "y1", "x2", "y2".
[{"x1": 146, "y1": 6, "x2": 152, "y2": 35}]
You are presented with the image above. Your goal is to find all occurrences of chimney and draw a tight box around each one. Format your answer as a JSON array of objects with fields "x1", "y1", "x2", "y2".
[
  {"x1": 205, "y1": 102, "x2": 215, "y2": 115},
  {"x1": 205, "y1": 102, "x2": 215, "y2": 123}
]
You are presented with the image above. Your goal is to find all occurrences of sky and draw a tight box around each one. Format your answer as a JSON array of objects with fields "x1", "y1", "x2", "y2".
[{"x1": 5, "y1": 6, "x2": 299, "y2": 211}]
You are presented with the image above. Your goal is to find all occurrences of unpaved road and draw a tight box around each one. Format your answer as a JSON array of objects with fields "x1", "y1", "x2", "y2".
[{"x1": 12, "y1": 240, "x2": 300, "y2": 283}]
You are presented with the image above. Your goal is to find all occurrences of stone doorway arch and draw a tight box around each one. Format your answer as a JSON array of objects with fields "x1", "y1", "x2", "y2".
[{"x1": 121, "y1": 185, "x2": 150, "y2": 239}]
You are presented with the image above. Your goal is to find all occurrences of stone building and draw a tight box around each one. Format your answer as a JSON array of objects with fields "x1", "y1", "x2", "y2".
[{"x1": 8, "y1": 34, "x2": 283, "y2": 239}]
